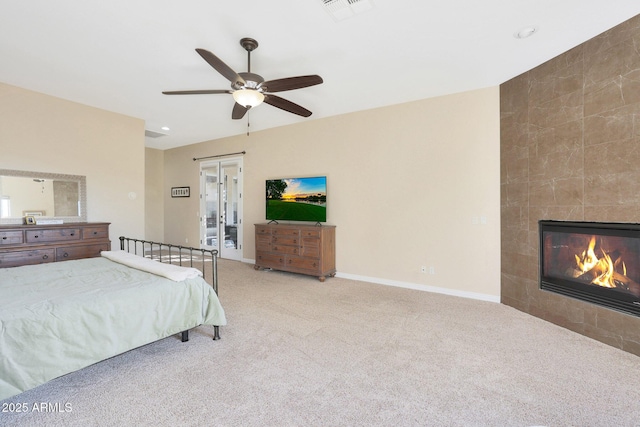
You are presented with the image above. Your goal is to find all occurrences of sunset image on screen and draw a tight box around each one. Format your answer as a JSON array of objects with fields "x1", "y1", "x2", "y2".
[{"x1": 266, "y1": 177, "x2": 326, "y2": 222}]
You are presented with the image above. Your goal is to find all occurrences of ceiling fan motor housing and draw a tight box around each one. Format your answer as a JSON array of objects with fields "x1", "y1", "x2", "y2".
[{"x1": 236, "y1": 72, "x2": 264, "y2": 90}]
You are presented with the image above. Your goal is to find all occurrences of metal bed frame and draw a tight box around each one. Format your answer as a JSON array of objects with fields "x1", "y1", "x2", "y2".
[{"x1": 119, "y1": 236, "x2": 221, "y2": 340}]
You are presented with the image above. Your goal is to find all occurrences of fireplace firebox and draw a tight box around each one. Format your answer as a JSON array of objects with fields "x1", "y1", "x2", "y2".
[{"x1": 539, "y1": 220, "x2": 640, "y2": 317}]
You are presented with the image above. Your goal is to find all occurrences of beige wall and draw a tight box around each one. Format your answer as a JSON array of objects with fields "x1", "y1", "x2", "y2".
[
  {"x1": 145, "y1": 147, "x2": 165, "y2": 242},
  {"x1": 164, "y1": 87, "x2": 501, "y2": 298},
  {"x1": 0, "y1": 82, "x2": 145, "y2": 243}
]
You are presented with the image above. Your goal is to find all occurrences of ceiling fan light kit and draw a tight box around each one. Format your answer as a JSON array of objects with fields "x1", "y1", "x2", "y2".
[
  {"x1": 232, "y1": 89, "x2": 264, "y2": 108},
  {"x1": 163, "y1": 37, "x2": 323, "y2": 121}
]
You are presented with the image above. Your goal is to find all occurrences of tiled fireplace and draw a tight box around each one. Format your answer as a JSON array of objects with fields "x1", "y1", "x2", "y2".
[{"x1": 500, "y1": 14, "x2": 640, "y2": 356}]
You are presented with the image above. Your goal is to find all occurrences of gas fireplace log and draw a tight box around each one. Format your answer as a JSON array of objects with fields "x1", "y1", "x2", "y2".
[
  {"x1": 576, "y1": 252, "x2": 622, "y2": 282},
  {"x1": 577, "y1": 268, "x2": 640, "y2": 297},
  {"x1": 576, "y1": 258, "x2": 610, "y2": 281},
  {"x1": 612, "y1": 272, "x2": 640, "y2": 298}
]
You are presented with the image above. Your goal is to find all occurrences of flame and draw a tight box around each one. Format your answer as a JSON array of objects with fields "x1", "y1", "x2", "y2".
[
  {"x1": 574, "y1": 235, "x2": 626, "y2": 289},
  {"x1": 592, "y1": 252, "x2": 615, "y2": 288},
  {"x1": 575, "y1": 236, "x2": 598, "y2": 273}
]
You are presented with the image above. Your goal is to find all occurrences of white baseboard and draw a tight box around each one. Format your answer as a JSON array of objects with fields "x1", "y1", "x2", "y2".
[
  {"x1": 335, "y1": 272, "x2": 500, "y2": 303},
  {"x1": 242, "y1": 258, "x2": 500, "y2": 303}
]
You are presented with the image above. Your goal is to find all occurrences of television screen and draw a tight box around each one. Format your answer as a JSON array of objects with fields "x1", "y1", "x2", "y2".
[{"x1": 266, "y1": 176, "x2": 326, "y2": 222}]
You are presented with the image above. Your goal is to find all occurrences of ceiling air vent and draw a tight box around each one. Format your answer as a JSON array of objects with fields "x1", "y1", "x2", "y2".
[
  {"x1": 321, "y1": 0, "x2": 374, "y2": 21},
  {"x1": 145, "y1": 129, "x2": 167, "y2": 138}
]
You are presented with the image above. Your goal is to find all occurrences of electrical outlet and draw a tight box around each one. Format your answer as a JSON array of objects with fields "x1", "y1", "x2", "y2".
[
  {"x1": 185, "y1": 238, "x2": 189, "y2": 244},
  {"x1": 429, "y1": 266, "x2": 435, "y2": 275},
  {"x1": 421, "y1": 266, "x2": 427, "y2": 273}
]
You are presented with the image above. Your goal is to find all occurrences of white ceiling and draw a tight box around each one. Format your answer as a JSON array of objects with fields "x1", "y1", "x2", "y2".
[{"x1": 1, "y1": 1, "x2": 639, "y2": 150}]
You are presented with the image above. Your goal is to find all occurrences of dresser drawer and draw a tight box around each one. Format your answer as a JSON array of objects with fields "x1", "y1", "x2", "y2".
[
  {"x1": 255, "y1": 226, "x2": 272, "y2": 235},
  {"x1": 272, "y1": 228, "x2": 300, "y2": 237},
  {"x1": 271, "y1": 245, "x2": 299, "y2": 255},
  {"x1": 0, "y1": 231, "x2": 24, "y2": 246},
  {"x1": 56, "y1": 243, "x2": 110, "y2": 261},
  {"x1": 83, "y1": 226, "x2": 109, "y2": 240},
  {"x1": 300, "y1": 229, "x2": 321, "y2": 238},
  {"x1": 272, "y1": 235, "x2": 299, "y2": 246},
  {"x1": 256, "y1": 252, "x2": 285, "y2": 269},
  {"x1": 26, "y1": 228, "x2": 81, "y2": 243},
  {"x1": 286, "y1": 256, "x2": 321, "y2": 273},
  {"x1": 0, "y1": 249, "x2": 55, "y2": 267}
]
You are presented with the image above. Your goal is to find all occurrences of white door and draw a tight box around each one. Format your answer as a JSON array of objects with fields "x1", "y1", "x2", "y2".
[{"x1": 200, "y1": 158, "x2": 243, "y2": 261}]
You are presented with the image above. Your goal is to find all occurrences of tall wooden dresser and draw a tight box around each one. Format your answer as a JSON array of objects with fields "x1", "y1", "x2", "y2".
[
  {"x1": 0, "y1": 222, "x2": 110, "y2": 268},
  {"x1": 255, "y1": 223, "x2": 336, "y2": 281}
]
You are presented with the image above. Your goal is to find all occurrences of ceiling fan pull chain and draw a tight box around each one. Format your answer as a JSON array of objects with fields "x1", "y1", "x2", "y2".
[{"x1": 247, "y1": 110, "x2": 250, "y2": 136}]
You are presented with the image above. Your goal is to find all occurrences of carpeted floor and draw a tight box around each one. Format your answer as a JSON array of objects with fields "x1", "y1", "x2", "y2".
[{"x1": 2, "y1": 258, "x2": 640, "y2": 426}]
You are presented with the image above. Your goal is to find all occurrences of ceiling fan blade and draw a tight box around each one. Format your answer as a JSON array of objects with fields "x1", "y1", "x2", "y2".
[
  {"x1": 232, "y1": 103, "x2": 248, "y2": 120},
  {"x1": 196, "y1": 48, "x2": 245, "y2": 87},
  {"x1": 264, "y1": 95, "x2": 312, "y2": 117},
  {"x1": 162, "y1": 89, "x2": 232, "y2": 95},
  {"x1": 262, "y1": 75, "x2": 323, "y2": 93}
]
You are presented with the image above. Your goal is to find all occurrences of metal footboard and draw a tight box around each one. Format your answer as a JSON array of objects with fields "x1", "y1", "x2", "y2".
[{"x1": 118, "y1": 236, "x2": 221, "y2": 340}]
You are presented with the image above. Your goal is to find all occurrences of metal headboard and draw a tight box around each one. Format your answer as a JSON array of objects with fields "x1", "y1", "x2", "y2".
[{"x1": 119, "y1": 236, "x2": 218, "y2": 295}]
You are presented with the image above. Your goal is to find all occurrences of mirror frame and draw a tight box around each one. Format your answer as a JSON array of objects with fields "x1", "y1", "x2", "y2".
[{"x1": 0, "y1": 169, "x2": 87, "y2": 224}]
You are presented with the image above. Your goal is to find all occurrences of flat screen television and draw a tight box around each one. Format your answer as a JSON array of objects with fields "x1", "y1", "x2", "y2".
[{"x1": 266, "y1": 176, "x2": 326, "y2": 223}]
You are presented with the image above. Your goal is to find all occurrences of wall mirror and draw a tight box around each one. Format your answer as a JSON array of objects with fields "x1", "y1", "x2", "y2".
[{"x1": 0, "y1": 169, "x2": 87, "y2": 224}]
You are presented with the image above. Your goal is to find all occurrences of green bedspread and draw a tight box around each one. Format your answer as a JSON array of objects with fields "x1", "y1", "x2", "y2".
[{"x1": 0, "y1": 257, "x2": 226, "y2": 401}]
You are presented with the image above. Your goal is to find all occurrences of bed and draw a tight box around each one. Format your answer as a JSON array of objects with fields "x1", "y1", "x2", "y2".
[{"x1": 0, "y1": 237, "x2": 226, "y2": 401}]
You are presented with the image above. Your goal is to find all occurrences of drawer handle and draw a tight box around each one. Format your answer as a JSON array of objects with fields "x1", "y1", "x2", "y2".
[
  {"x1": 293, "y1": 239, "x2": 297, "y2": 244},
  {"x1": 34, "y1": 235, "x2": 39, "y2": 238},
  {"x1": 2, "y1": 236, "x2": 6, "y2": 240},
  {"x1": 70, "y1": 233, "x2": 75, "y2": 236},
  {"x1": 63, "y1": 252, "x2": 69, "y2": 258},
  {"x1": 93, "y1": 231, "x2": 98, "y2": 235},
  {"x1": 42, "y1": 254, "x2": 49, "y2": 260}
]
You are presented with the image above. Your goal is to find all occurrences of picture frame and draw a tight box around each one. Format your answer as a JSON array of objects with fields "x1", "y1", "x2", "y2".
[
  {"x1": 171, "y1": 187, "x2": 190, "y2": 198},
  {"x1": 24, "y1": 215, "x2": 37, "y2": 225}
]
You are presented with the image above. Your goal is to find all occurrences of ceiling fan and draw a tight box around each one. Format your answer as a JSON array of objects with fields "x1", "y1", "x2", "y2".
[{"x1": 162, "y1": 37, "x2": 323, "y2": 120}]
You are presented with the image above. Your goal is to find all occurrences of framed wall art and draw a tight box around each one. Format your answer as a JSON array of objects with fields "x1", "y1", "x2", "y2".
[{"x1": 171, "y1": 187, "x2": 190, "y2": 198}]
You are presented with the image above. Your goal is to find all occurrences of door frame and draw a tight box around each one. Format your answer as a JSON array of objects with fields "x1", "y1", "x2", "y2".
[{"x1": 199, "y1": 157, "x2": 243, "y2": 260}]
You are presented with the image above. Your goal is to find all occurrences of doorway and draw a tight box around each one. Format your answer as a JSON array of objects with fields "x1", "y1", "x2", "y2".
[{"x1": 200, "y1": 158, "x2": 243, "y2": 260}]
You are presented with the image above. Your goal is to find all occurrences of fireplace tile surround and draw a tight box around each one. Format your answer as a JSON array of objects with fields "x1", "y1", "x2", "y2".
[{"x1": 500, "y1": 14, "x2": 640, "y2": 356}]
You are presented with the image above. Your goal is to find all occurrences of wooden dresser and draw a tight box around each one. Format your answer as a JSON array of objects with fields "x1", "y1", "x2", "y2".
[
  {"x1": 0, "y1": 222, "x2": 110, "y2": 268},
  {"x1": 255, "y1": 223, "x2": 336, "y2": 281}
]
